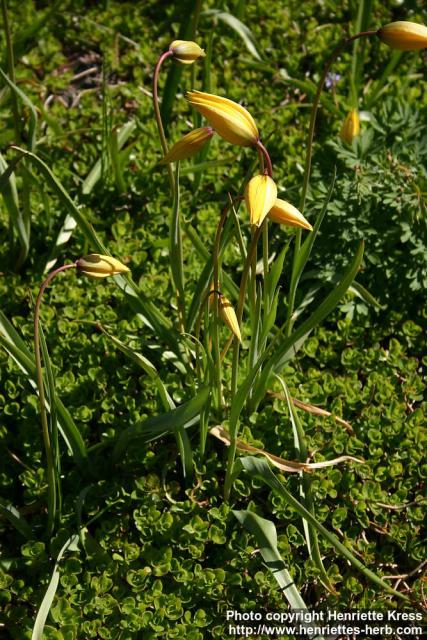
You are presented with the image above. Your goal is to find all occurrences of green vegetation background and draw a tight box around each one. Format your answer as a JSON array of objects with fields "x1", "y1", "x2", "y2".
[{"x1": 0, "y1": 0, "x2": 425, "y2": 638}]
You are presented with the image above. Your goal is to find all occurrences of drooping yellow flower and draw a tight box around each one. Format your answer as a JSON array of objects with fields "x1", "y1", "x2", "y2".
[
  {"x1": 218, "y1": 296, "x2": 241, "y2": 342},
  {"x1": 76, "y1": 254, "x2": 130, "y2": 279},
  {"x1": 169, "y1": 40, "x2": 206, "y2": 64},
  {"x1": 268, "y1": 199, "x2": 313, "y2": 231},
  {"x1": 340, "y1": 109, "x2": 360, "y2": 145},
  {"x1": 377, "y1": 21, "x2": 427, "y2": 51},
  {"x1": 186, "y1": 90, "x2": 259, "y2": 147},
  {"x1": 245, "y1": 175, "x2": 277, "y2": 227},
  {"x1": 160, "y1": 127, "x2": 214, "y2": 163}
]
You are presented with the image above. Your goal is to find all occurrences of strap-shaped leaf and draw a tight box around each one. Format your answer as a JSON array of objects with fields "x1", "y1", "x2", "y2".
[
  {"x1": 113, "y1": 386, "x2": 210, "y2": 461},
  {"x1": 0, "y1": 310, "x2": 87, "y2": 466},
  {"x1": 82, "y1": 120, "x2": 136, "y2": 195},
  {"x1": 233, "y1": 510, "x2": 308, "y2": 608},
  {"x1": 0, "y1": 151, "x2": 28, "y2": 256},
  {"x1": 8, "y1": 147, "x2": 177, "y2": 349},
  {"x1": 0, "y1": 67, "x2": 37, "y2": 151},
  {"x1": 238, "y1": 456, "x2": 408, "y2": 601},
  {"x1": 251, "y1": 240, "x2": 365, "y2": 409},
  {"x1": 31, "y1": 534, "x2": 80, "y2": 640},
  {"x1": 287, "y1": 168, "x2": 336, "y2": 324},
  {"x1": 203, "y1": 10, "x2": 262, "y2": 61},
  {"x1": 0, "y1": 499, "x2": 32, "y2": 538}
]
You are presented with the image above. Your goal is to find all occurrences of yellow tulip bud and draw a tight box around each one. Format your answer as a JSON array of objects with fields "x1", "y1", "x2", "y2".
[
  {"x1": 268, "y1": 199, "x2": 313, "y2": 231},
  {"x1": 186, "y1": 90, "x2": 259, "y2": 147},
  {"x1": 245, "y1": 175, "x2": 277, "y2": 227},
  {"x1": 160, "y1": 127, "x2": 214, "y2": 163},
  {"x1": 76, "y1": 254, "x2": 130, "y2": 279},
  {"x1": 340, "y1": 109, "x2": 360, "y2": 145},
  {"x1": 169, "y1": 40, "x2": 206, "y2": 64},
  {"x1": 218, "y1": 296, "x2": 241, "y2": 342},
  {"x1": 377, "y1": 21, "x2": 427, "y2": 51}
]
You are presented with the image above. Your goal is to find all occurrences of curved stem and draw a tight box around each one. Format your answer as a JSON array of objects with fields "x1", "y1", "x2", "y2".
[
  {"x1": 285, "y1": 30, "x2": 376, "y2": 336},
  {"x1": 299, "y1": 30, "x2": 376, "y2": 214},
  {"x1": 153, "y1": 49, "x2": 174, "y2": 191},
  {"x1": 256, "y1": 140, "x2": 273, "y2": 178},
  {"x1": 34, "y1": 263, "x2": 76, "y2": 535}
]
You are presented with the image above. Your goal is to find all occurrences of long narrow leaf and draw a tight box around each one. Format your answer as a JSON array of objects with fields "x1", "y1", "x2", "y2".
[
  {"x1": 233, "y1": 510, "x2": 328, "y2": 640},
  {"x1": 291, "y1": 168, "x2": 336, "y2": 303},
  {"x1": 98, "y1": 326, "x2": 174, "y2": 411},
  {"x1": 0, "y1": 499, "x2": 32, "y2": 538},
  {"x1": 82, "y1": 120, "x2": 136, "y2": 195},
  {"x1": 0, "y1": 151, "x2": 28, "y2": 257},
  {"x1": 7, "y1": 147, "x2": 177, "y2": 347},
  {"x1": 233, "y1": 510, "x2": 307, "y2": 607},
  {"x1": 0, "y1": 311, "x2": 87, "y2": 466},
  {"x1": 31, "y1": 535, "x2": 80, "y2": 640},
  {"x1": 203, "y1": 10, "x2": 262, "y2": 61},
  {"x1": 251, "y1": 241, "x2": 364, "y2": 408},
  {"x1": 276, "y1": 376, "x2": 335, "y2": 593},
  {"x1": 0, "y1": 67, "x2": 37, "y2": 151},
  {"x1": 113, "y1": 386, "x2": 209, "y2": 461},
  {"x1": 349, "y1": 280, "x2": 384, "y2": 309},
  {"x1": 39, "y1": 323, "x2": 61, "y2": 520},
  {"x1": 170, "y1": 163, "x2": 185, "y2": 318},
  {"x1": 99, "y1": 326, "x2": 193, "y2": 479},
  {"x1": 238, "y1": 456, "x2": 408, "y2": 601}
]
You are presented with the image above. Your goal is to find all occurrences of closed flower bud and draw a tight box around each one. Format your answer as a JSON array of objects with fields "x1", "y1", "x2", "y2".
[
  {"x1": 268, "y1": 199, "x2": 313, "y2": 231},
  {"x1": 186, "y1": 90, "x2": 259, "y2": 147},
  {"x1": 218, "y1": 296, "x2": 241, "y2": 342},
  {"x1": 245, "y1": 175, "x2": 277, "y2": 227},
  {"x1": 76, "y1": 254, "x2": 130, "y2": 279},
  {"x1": 169, "y1": 40, "x2": 206, "y2": 64},
  {"x1": 377, "y1": 21, "x2": 427, "y2": 51},
  {"x1": 160, "y1": 127, "x2": 214, "y2": 163},
  {"x1": 340, "y1": 109, "x2": 360, "y2": 145}
]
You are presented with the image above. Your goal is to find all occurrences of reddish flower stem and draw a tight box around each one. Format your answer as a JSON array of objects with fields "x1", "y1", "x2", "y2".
[
  {"x1": 256, "y1": 139, "x2": 273, "y2": 178},
  {"x1": 34, "y1": 262, "x2": 76, "y2": 535},
  {"x1": 153, "y1": 50, "x2": 174, "y2": 190}
]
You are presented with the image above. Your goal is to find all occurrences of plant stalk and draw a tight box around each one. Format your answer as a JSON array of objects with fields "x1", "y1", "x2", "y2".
[
  {"x1": 1, "y1": 0, "x2": 20, "y2": 142},
  {"x1": 285, "y1": 30, "x2": 376, "y2": 335},
  {"x1": 226, "y1": 225, "x2": 263, "y2": 500},
  {"x1": 34, "y1": 263, "x2": 76, "y2": 535},
  {"x1": 256, "y1": 139, "x2": 273, "y2": 178},
  {"x1": 212, "y1": 203, "x2": 231, "y2": 411},
  {"x1": 153, "y1": 49, "x2": 174, "y2": 191}
]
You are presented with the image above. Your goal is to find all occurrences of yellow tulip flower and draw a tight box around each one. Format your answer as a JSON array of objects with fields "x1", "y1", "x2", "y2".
[
  {"x1": 268, "y1": 199, "x2": 313, "y2": 230},
  {"x1": 377, "y1": 21, "x2": 427, "y2": 51},
  {"x1": 160, "y1": 127, "x2": 214, "y2": 163},
  {"x1": 245, "y1": 175, "x2": 277, "y2": 227},
  {"x1": 169, "y1": 40, "x2": 206, "y2": 64},
  {"x1": 186, "y1": 90, "x2": 259, "y2": 147},
  {"x1": 340, "y1": 109, "x2": 360, "y2": 145},
  {"x1": 76, "y1": 254, "x2": 130, "y2": 279},
  {"x1": 218, "y1": 296, "x2": 241, "y2": 342}
]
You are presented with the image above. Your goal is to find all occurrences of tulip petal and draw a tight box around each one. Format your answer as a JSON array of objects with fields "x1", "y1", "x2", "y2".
[
  {"x1": 77, "y1": 254, "x2": 130, "y2": 278},
  {"x1": 340, "y1": 109, "x2": 360, "y2": 145},
  {"x1": 268, "y1": 199, "x2": 312, "y2": 231},
  {"x1": 186, "y1": 90, "x2": 259, "y2": 147},
  {"x1": 377, "y1": 21, "x2": 427, "y2": 51},
  {"x1": 170, "y1": 40, "x2": 205, "y2": 63},
  {"x1": 161, "y1": 127, "x2": 214, "y2": 163},
  {"x1": 245, "y1": 175, "x2": 277, "y2": 227},
  {"x1": 218, "y1": 296, "x2": 241, "y2": 342}
]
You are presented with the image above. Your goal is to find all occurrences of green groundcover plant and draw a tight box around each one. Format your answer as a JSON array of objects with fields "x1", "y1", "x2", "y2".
[{"x1": 0, "y1": 1, "x2": 426, "y2": 638}]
